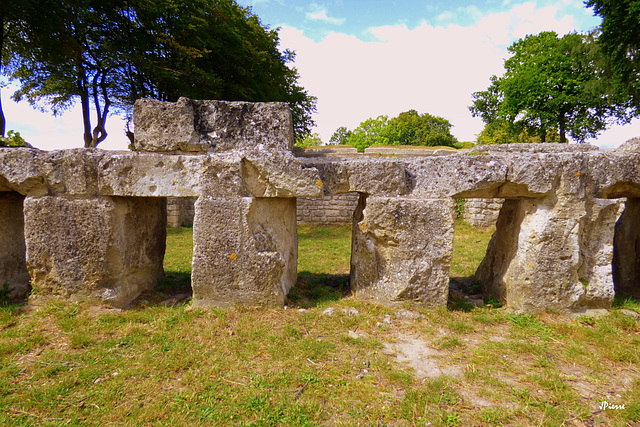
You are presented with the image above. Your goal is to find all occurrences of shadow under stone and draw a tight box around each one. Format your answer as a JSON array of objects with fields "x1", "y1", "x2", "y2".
[{"x1": 287, "y1": 272, "x2": 351, "y2": 308}]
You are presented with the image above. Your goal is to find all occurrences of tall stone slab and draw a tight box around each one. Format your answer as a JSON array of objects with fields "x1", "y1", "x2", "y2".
[
  {"x1": 350, "y1": 196, "x2": 455, "y2": 307},
  {"x1": 24, "y1": 196, "x2": 166, "y2": 307},
  {"x1": 476, "y1": 194, "x2": 622, "y2": 313},
  {"x1": 191, "y1": 196, "x2": 297, "y2": 308},
  {"x1": 0, "y1": 192, "x2": 30, "y2": 299}
]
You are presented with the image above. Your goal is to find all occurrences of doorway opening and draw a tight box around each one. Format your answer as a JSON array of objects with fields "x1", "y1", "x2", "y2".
[{"x1": 291, "y1": 193, "x2": 359, "y2": 307}]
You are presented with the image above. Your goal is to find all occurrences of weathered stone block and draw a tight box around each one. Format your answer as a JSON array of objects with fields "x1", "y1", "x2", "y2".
[
  {"x1": 39, "y1": 149, "x2": 103, "y2": 196},
  {"x1": 191, "y1": 196, "x2": 297, "y2": 307},
  {"x1": 578, "y1": 198, "x2": 624, "y2": 307},
  {"x1": 133, "y1": 98, "x2": 294, "y2": 153},
  {"x1": 0, "y1": 148, "x2": 46, "y2": 195},
  {"x1": 476, "y1": 194, "x2": 622, "y2": 313},
  {"x1": 99, "y1": 152, "x2": 209, "y2": 197},
  {"x1": 0, "y1": 192, "x2": 30, "y2": 299},
  {"x1": 350, "y1": 196, "x2": 454, "y2": 307},
  {"x1": 24, "y1": 196, "x2": 166, "y2": 307}
]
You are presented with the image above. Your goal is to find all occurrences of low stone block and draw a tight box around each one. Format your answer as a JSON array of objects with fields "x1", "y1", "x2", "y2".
[
  {"x1": 350, "y1": 196, "x2": 454, "y2": 307},
  {"x1": 133, "y1": 98, "x2": 294, "y2": 153},
  {"x1": 191, "y1": 196, "x2": 297, "y2": 307},
  {"x1": 24, "y1": 196, "x2": 166, "y2": 307}
]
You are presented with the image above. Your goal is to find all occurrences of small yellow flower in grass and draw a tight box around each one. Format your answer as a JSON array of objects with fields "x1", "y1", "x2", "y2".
[
  {"x1": 316, "y1": 179, "x2": 323, "y2": 188},
  {"x1": 576, "y1": 172, "x2": 581, "y2": 177},
  {"x1": 361, "y1": 222, "x2": 368, "y2": 231},
  {"x1": 229, "y1": 253, "x2": 238, "y2": 261}
]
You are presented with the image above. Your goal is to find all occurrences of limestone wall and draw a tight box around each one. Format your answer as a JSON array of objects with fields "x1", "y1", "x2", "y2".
[
  {"x1": 1, "y1": 97, "x2": 639, "y2": 315},
  {"x1": 296, "y1": 193, "x2": 359, "y2": 225},
  {"x1": 167, "y1": 196, "x2": 197, "y2": 227},
  {"x1": 462, "y1": 198, "x2": 504, "y2": 228}
]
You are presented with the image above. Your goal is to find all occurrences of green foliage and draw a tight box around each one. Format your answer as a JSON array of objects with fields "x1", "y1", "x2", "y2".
[
  {"x1": 0, "y1": 284, "x2": 9, "y2": 306},
  {"x1": 470, "y1": 31, "x2": 635, "y2": 143},
  {"x1": 347, "y1": 115, "x2": 390, "y2": 152},
  {"x1": 329, "y1": 126, "x2": 352, "y2": 145},
  {"x1": 0, "y1": 130, "x2": 29, "y2": 147},
  {"x1": 385, "y1": 109, "x2": 457, "y2": 147},
  {"x1": 455, "y1": 199, "x2": 465, "y2": 218},
  {"x1": 453, "y1": 141, "x2": 475, "y2": 150},
  {"x1": 333, "y1": 110, "x2": 457, "y2": 152},
  {"x1": 587, "y1": 0, "x2": 640, "y2": 113},
  {"x1": 2, "y1": 0, "x2": 316, "y2": 147},
  {"x1": 295, "y1": 132, "x2": 323, "y2": 148},
  {"x1": 476, "y1": 120, "x2": 560, "y2": 145}
]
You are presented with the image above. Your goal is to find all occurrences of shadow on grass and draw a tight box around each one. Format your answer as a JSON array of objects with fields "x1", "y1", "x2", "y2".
[
  {"x1": 447, "y1": 276, "x2": 502, "y2": 312},
  {"x1": 130, "y1": 271, "x2": 192, "y2": 308},
  {"x1": 612, "y1": 293, "x2": 640, "y2": 311},
  {"x1": 287, "y1": 272, "x2": 350, "y2": 308}
]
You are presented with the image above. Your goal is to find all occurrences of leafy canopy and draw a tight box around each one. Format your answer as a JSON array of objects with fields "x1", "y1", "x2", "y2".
[
  {"x1": 470, "y1": 31, "x2": 634, "y2": 143},
  {"x1": 2, "y1": 0, "x2": 316, "y2": 147},
  {"x1": 331, "y1": 111, "x2": 457, "y2": 152},
  {"x1": 586, "y1": 0, "x2": 640, "y2": 113}
]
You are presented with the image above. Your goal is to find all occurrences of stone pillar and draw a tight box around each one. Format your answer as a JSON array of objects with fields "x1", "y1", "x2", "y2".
[
  {"x1": 0, "y1": 192, "x2": 30, "y2": 300},
  {"x1": 350, "y1": 195, "x2": 455, "y2": 307},
  {"x1": 24, "y1": 196, "x2": 166, "y2": 307},
  {"x1": 613, "y1": 198, "x2": 640, "y2": 297},
  {"x1": 191, "y1": 196, "x2": 297, "y2": 308},
  {"x1": 476, "y1": 195, "x2": 622, "y2": 313}
]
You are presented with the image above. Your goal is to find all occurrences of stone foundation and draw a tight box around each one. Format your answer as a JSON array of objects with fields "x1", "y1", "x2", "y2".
[{"x1": 1, "y1": 100, "x2": 638, "y2": 314}]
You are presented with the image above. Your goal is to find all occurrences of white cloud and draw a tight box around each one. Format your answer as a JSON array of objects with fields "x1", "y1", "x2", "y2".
[
  {"x1": 279, "y1": 2, "x2": 638, "y2": 146},
  {"x1": 306, "y1": 4, "x2": 345, "y2": 25},
  {"x1": 3, "y1": 84, "x2": 129, "y2": 151}
]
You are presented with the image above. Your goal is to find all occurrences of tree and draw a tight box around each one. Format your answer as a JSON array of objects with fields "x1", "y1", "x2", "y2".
[
  {"x1": 586, "y1": 0, "x2": 640, "y2": 113},
  {"x1": 329, "y1": 126, "x2": 352, "y2": 145},
  {"x1": 470, "y1": 31, "x2": 633, "y2": 143},
  {"x1": 344, "y1": 115, "x2": 390, "y2": 152},
  {"x1": 385, "y1": 110, "x2": 457, "y2": 147},
  {"x1": 476, "y1": 121, "x2": 560, "y2": 145},
  {"x1": 3, "y1": 0, "x2": 316, "y2": 147},
  {"x1": 294, "y1": 132, "x2": 322, "y2": 147},
  {"x1": 0, "y1": 1, "x2": 33, "y2": 138},
  {"x1": 333, "y1": 110, "x2": 457, "y2": 152}
]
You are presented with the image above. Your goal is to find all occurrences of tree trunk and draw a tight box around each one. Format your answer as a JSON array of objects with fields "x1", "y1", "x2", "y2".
[
  {"x1": 559, "y1": 116, "x2": 567, "y2": 143},
  {"x1": 89, "y1": 70, "x2": 110, "y2": 147},
  {"x1": 80, "y1": 91, "x2": 93, "y2": 148}
]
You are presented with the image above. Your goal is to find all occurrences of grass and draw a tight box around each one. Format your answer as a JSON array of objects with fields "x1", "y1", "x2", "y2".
[
  {"x1": 1, "y1": 222, "x2": 639, "y2": 426},
  {"x1": 450, "y1": 219, "x2": 495, "y2": 279}
]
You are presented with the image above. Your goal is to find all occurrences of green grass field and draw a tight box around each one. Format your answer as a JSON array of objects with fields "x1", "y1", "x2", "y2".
[{"x1": 1, "y1": 221, "x2": 639, "y2": 426}]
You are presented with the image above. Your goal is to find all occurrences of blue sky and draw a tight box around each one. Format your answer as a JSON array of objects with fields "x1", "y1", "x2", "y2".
[
  {"x1": 4, "y1": 0, "x2": 639, "y2": 150},
  {"x1": 242, "y1": 0, "x2": 600, "y2": 42}
]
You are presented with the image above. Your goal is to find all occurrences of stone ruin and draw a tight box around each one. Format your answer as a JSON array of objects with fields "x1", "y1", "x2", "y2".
[{"x1": 0, "y1": 97, "x2": 639, "y2": 314}]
